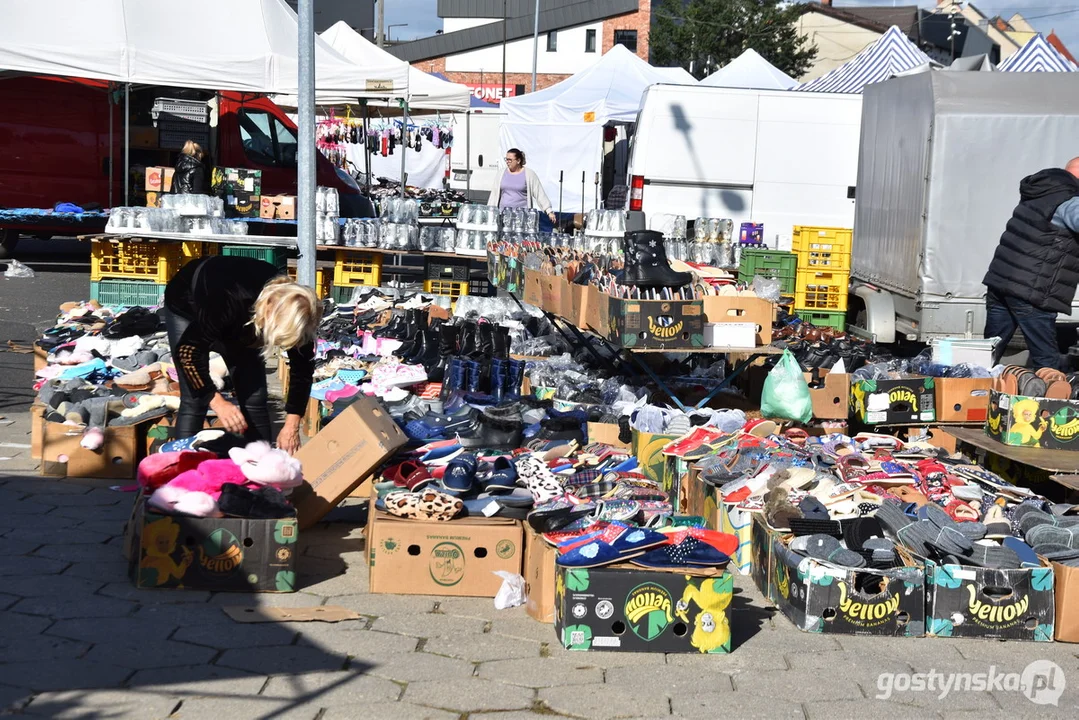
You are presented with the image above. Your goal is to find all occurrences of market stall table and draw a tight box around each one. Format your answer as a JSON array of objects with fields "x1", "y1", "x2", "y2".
[{"x1": 946, "y1": 426, "x2": 1079, "y2": 495}]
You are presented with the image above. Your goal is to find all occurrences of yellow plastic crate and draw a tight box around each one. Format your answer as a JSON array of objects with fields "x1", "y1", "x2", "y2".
[
  {"x1": 91, "y1": 240, "x2": 183, "y2": 283},
  {"x1": 179, "y1": 240, "x2": 219, "y2": 265},
  {"x1": 792, "y1": 226, "x2": 853, "y2": 271},
  {"x1": 333, "y1": 250, "x2": 382, "y2": 287},
  {"x1": 423, "y1": 279, "x2": 468, "y2": 298},
  {"x1": 286, "y1": 265, "x2": 332, "y2": 299},
  {"x1": 794, "y1": 269, "x2": 849, "y2": 312}
]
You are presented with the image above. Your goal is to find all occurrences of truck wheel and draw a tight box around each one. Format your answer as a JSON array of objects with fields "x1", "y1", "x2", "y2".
[{"x1": 0, "y1": 230, "x2": 19, "y2": 260}]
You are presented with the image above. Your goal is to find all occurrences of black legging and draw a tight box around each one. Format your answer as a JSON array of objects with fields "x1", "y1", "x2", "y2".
[{"x1": 163, "y1": 308, "x2": 273, "y2": 442}]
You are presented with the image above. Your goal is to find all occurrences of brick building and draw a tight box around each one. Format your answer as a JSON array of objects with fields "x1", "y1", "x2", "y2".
[{"x1": 387, "y1": 0, "x2": 655, "y2": 104}]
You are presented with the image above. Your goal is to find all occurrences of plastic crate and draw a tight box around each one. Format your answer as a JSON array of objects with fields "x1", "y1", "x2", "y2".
[
  {"x1": 792, "y1": 226, "x2": 853, "y2": 271},
  {"x1": 795, "y1": 269, "x2": 849, "y2": 312},
  {"x1": 467, "y1": 279, "x2": 497, "y2": 297},
  {"x1": 90, "y1": 279, "x2": 165, "y2": 307},
  {"x1": 424, "y1": 279, "x2": 469, "y2": 298},
  {"x1": 221, "y1": 245, "x2": 288, "y2": 271},
  {"x1": 286, "y1": 265, "x2": 332, "y2": 299},
  {"x1": 91, "y1": 240, "x2": 183, "y2": 283},
  {"x1": 331, "y1": 285, "x2": 364, "y2": 304},
  {"x1": 796, "y1": 309, "x2": 847, "y2": 331},
  {"x1": 151, "y1": 98, "x2": 210, "y2": 124},
  {"x1": 739, "y1": 249, "x2": 797, "y2": 293},
  {"x1": 333, "y1": 250, "x2": 382, "y2": 287},
  {"x1": 425, "y1": 257, "x2": 470, "y2": 281}
]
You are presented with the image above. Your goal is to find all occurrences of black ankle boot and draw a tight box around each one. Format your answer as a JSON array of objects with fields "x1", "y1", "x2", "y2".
[
  {"x1": 492, "y1": 325, "x2": 511, "y2": 360},
  {"x1": 618, "y1": 230, "x2": 692, "y2": 289}
]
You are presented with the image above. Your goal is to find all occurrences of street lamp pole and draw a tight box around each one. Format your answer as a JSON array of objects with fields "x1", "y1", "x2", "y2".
[
  {"x1": 502, "y1": 0, "x2": 507, "y2": 102},
  {"x1": 531, "y1": 0, "x2": 540, "y2": 91}
]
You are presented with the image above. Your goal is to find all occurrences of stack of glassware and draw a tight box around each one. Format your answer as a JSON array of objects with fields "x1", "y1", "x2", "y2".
[
  {"x1": 663, "y1": 215, "x2": 689, "y2": 262},
  {"x1": 691, "y1": 217, "x2": 737, "y2": 269},
  {"x1": 376, "y1": 198, "x2": 420, "y2": 251},
  {"x1": 419, "y1": 225, "x2": 456, "y2": 252},
  {"x1": 455, "y1": 204, "x2": 500, "y2": 256},
  {"x1": 161, "y1": 194, "x2": 225, "y2": 217},
  {"x1": 105, "y1": 207, "x2": 183, "y2": 234},
  {"x1": 342, "y1": 219, "x2": 381, "y2": 249},
  {"x1": 500, "y1": 208, "x2": 538, "y2": 234},
  {"x1": 181, "y1": 217, "x2": 248, "y2": 236},
  {"x1": 316, "y1": 186, "x2": 341, "y2": 245},
  {"x1": 583, "y1": 209, "x2": 626, "y2": 255}
]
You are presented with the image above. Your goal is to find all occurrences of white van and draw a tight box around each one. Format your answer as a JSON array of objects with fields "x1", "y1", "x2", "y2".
[
  {"x1": 449, "y1": 110, "x2": 506, "y2": 202},
  {"x1": 626, "y1": 84, "x2": 862, "y2": 246}
]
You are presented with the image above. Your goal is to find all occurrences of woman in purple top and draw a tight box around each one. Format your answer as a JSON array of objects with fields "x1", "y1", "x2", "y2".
[{"x1": 487, "y1": 149, "x2": 557, "y2": 225}]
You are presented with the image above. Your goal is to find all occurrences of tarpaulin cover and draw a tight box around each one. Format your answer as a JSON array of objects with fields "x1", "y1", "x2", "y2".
[
  {"x1": 499, "y1": 122, "x2": 603, "y2": 213},
  {"x1": 0, "y1": 0, "x2": 409, "y2": 98}
]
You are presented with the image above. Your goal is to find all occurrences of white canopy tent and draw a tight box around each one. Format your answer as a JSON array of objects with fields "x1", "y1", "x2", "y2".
[
  {"x1": 0, "y1": 0, "x2": 409, "y2": 98},
  {"x1": 699, "y1": 49, "x2": 797, "y2": 90},
  {"x1": 275, "y1": 21, "x2": 471, "y2": 112},
  {"x1": 499, "y1": 46, "x2": 695, "y2": 211}
]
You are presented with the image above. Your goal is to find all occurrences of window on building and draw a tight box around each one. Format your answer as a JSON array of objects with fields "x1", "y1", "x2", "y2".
[
  {"x1": 547, "y1": 31, "x2": 557, "y2": 52},
  {"x1": 585, "y1": 29, "x2": 597, "y2": 53},
  {"x1": 613, "y1": 29, "x2": 638, "y2": 54}
]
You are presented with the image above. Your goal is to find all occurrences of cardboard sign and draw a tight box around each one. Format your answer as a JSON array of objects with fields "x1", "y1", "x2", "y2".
[{"x1": 555, "y1": 565, "x2": 733, "y2": 653}]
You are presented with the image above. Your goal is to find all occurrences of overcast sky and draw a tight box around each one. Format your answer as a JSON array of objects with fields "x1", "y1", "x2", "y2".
[{"x1": 384, "y1": 0, "x2": 1079, "y2": 50}]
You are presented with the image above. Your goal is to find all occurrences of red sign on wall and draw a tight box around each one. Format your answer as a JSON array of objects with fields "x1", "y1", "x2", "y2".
[{"x1": 466, "y1": 83, "x2": 517, "y2": 104}]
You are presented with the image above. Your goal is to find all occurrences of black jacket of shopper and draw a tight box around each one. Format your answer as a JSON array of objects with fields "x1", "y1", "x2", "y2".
[
  {"x1": 983, "y1": 169, "x2": 1079, "y2": 314},
  {"x1": 173, "y1": 152, "x2": 208, "y2": 195}
]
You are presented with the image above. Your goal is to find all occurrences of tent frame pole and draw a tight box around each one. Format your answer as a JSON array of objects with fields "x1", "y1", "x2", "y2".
[
  {"x1": 108, "y1": 83, "x2": 114, "y2": 209},
  {"x1": 297, "y1": 0, "x2": 316, "y2": 288},
  {"x1": 124, "y1": 83, "x2": 130, "y2": 206},
  {"x1": 400, "y1": 101, "x2": 408, "y2": 198}
]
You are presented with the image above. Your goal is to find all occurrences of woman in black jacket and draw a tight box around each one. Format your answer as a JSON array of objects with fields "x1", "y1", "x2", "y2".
[
  {"x1": 163, "y1": 256, "x2": 319, "y2": 454},
  {"x1": 173, "y1": 140, "x2": 208, "y2": 194}
]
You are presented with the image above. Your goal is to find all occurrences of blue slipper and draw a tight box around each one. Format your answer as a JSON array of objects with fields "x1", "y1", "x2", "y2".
[
  {"x1": 404, "y1": 419, "x2": 448, "y2": 442},
  {"x1": 610, "y1": 457, "x2": 639, "y2": 474},
  {"x1": 556, "y1": 540, "x2": 627, "y2": 568},
  {"x1": 421, "y1": 442, "x2": 462, "y2": 462},
  {"x1": 632, "y1": 537, "x2": 730, "y2": 568},
  {"x1": 611, "y1": 527, "x2": 670, "y2": 555},
  {"x1": 1002, "y1": 537, "x2": 1041, "y2": 568},
  {"x1": 440, "y1": 453, "x2": 478, "y2": 495},
  {"x1": 483, "y1": 457, "x2": 518, "y2": 493}
]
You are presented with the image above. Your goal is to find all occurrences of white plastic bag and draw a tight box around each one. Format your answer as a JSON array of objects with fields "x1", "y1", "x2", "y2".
[
  {"x1": 5, "y1": 260, "x2": 34, "y2": 278},
  {"x1": 492, "y1": 571, "x2": 526, "y2": 610}
]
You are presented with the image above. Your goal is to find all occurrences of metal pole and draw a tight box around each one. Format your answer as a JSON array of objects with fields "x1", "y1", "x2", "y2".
[
  {"x1": 531, "y1": 0, "x2": 540, "y2": 92},
  {"x1": 108, "y1": 83, "x2": 114, "y2": 209},
  {"x1": 400, "y1": 102, "x2": 408, "y2": 198},
  {"x1": 465, "y1": 111, "x2": 472, "y2": 197},
  {"x1": 362, "y1": 100, "x2": 371, "y2": 190},
  {"x1": 502, "y1": 0, "x2": 507, "y2": 102},
  {"x1": 297, "y1": 0, "x2": 317, "y2": 288},
  {"x1": 124, "y1": 83, "x2": 130, "y2": 206},
  {"x1": 376, "y1": 0, "x2": 385, "y2": 47}
]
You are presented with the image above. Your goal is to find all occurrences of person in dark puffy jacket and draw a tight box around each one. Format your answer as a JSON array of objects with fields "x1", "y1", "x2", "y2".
[
  {"x1": 983, "y1": 158, "x2": 1079, "y2": 369},
  {"x1": 173, "y1": 140, "x2": 208, "y2": 195}
]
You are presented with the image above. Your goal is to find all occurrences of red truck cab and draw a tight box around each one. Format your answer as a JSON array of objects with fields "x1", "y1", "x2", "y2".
[{"x1": 0, "y1": 76, "x2": 372, "y2": 255}]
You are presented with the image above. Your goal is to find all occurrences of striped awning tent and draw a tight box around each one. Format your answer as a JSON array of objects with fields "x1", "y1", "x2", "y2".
[
  {"x1": 998, "y1": 33, "x2": 1077, "y2": 72},
  {"x1": 796, "y1": 25, "x2": 934, "y2": 94}
]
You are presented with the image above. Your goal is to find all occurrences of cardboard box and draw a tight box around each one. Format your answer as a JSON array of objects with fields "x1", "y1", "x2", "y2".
[
  {"x1": 523, "y1": 268, "x2": 544, "y2": 308},
  {"x1": 805, "y1": 371, "x2": 850, "y2": 421},
  {"x1": 986, "y1": 389, "x2": 1079, "y2": 451},
  {"x1": 606, "y1": 296, "x2": 705, "y2": 350},
  {"x1": 40, "y1": 421, "x2": 147, "y2": 479},
  {"x1": 211, "y1": 166, "x2": 263, "y2": 196},
  {"x1": 935, "y1": 378, "x2": 992, "y2": 423},
  {"x1": 260, "y1": 194, "x2": 296, "y2": 220},
  {"x1": 524, "y1": 527, "x2": 557, "y2": 623},
  {"x1": 661, "y1": 454, "x2": 691, "y2": 512},
  {"x1": 540, "y1": 274, "x2": 564, "y2": 316},
  {"x1": 764, "y1": 521, "x2": 926, "y2": 637},
  {"x1": 570, "y1": 282, "x2": 591, "y2": 329},
  {"x1": 749, "y1": 516, "x2": 772, "y2": 599},
  {"x1": 292, "y1": 396, "x2": 407, "y2": 529},
  {"x1": 144, "y1": 166, "x2": 174, "y2": 193},
  {"x1": 145, "y1": 191, "x2": 162, "y2": 208},
  {"x1": 226, "y1": 190, "x2": 261, "y2": 219},
  {"x1": 924, "y1": 559, "x2": 1054, "y2": 641},
  {"x1": 555, "y1": 565, "x2": 733, "y2": 653},
  {"x1": 30, "y1": 405, "x2": 45, "y2": 460},
  {"x1": 130, "y1": 127, "x2": 158, "y2": 148},
  {"x1": 587, "y1": 422, "x2": 630, "y2": 450},
  {"x1": 1051, "y1": 561, "x2": 1079, "y2": 643},
  {"x1": 584, "y1": 285, "x2": 609, "y2": 335},
  {"x1": 684, "y1": 468, "x2": 755, "y2": 575},
  {"x1": 850, "y1": 377, "x2": 936, "y2": 425},
  {"x1": 704, "y1": 322, "x2": 756, "y2": 348},
  {"x1": 631, "y1": 429, "x2": 681, "y2": 484},
  {"x1": 366, "y1": 510, "x2": 523, "y2": 597},
  {"x1": 702, "y1": 296, "x2": 773, "y2": 345},
  {"x1": 128, "y1": 493, "x2": 298, "y2": 592},
  {"x1": 34, "y1": 344, "x2": 48, "y2": 372}
]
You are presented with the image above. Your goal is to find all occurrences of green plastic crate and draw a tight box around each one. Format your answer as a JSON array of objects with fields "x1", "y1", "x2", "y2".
[
  {"x1": 795, "y1": 309, "x2": 846, "y2": 331},
  {"x1": 331, "y1": 285, "x2": 364, "y2": 304},
  {"x1": 740, "y1": 249, "x2": 797, "y2": 294},
  {"x1": 221, "y1": 245, "x2": 289, "y2": 271},
  {"x1": 90, "y1": 280, "x2": 166, "y2": 307}
]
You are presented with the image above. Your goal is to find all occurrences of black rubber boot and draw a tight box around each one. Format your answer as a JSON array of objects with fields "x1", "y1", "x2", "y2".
[{"x1": 492, "y1": 325, "x2": 511, "y2": 360}]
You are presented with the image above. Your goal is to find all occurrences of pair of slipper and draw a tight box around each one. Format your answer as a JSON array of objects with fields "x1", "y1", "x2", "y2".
[
  {"x1": 382, "y1": 488, "x2": 463, "y2": 521},
  {"x1": 556, "y1": 526, "x2": 672, "y2": 569}
]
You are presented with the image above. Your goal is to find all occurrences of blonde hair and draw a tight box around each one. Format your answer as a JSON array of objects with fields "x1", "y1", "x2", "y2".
[
  {"x1": 252, "y1": 276, "x2": 321, "y2": 351},
  {"x1": 182, "y1": 140, "x2": 205, "y2": 160}
]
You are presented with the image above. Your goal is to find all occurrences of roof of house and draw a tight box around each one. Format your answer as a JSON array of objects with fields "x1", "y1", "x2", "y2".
[
  {"x1": 799, "y1": 2, "x2": 921, "y2": 41},
  {"x1": 388, "y1": 0, "x2": 637, "y2": 63},
  {"x1": 1048, "y1": 31, "x2": 1077, "y2": 65}
]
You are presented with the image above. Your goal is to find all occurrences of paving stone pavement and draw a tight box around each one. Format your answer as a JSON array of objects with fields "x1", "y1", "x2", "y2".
[{"x1": 2, "y1": 408, "x2": 1079, "y2": 718}]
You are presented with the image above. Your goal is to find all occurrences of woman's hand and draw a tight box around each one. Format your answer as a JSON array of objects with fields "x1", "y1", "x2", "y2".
[
  {"x1": 209, "y1": 394, "x2": 248, "y2": 435},
  {"x1": 547, "y1": 210, "x2": 557, "y2": 225},
  {"x1": 277, "y1": 415, "x2": 302, "y2": 455}
]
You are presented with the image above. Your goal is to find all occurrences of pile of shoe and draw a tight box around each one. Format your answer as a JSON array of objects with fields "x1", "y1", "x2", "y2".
[{"x1": 694, "y1": 426, "x2": 1056, "y2": 572}]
